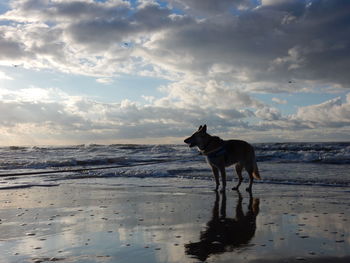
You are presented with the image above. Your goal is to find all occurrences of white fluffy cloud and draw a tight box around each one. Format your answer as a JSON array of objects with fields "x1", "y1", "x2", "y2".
[
  {"x1": 0, "y1": 83, "x2": 261, "y2": 144},
  {"x1": 272, "y1": 97, "x2": 287, "y2": 104},
  {"x1": 292, "y1": 95, "x2": 350, "y2": 128},
  {"x1": 1, "y1": 83, "x2": 349, "y2": 144},
  {"x1": 251, "y1": 95, "x2": 350, "y2": 138}
]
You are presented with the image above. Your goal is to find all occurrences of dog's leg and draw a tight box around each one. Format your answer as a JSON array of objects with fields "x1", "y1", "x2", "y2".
[
  {"x1": 219, "y1": 167, "x2": 227, "y2": 192},
  {"x1": 211, "y1": 166, "x2": 220, "y2": 191},
  {"x1": 246, "y1": 171, "x2": 254, "y2": 192},
  {"x1": 232, "y1": 163, "x2": 243, "y2": 191}
]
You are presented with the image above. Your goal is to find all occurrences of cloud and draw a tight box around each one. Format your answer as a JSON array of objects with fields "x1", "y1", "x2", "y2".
[
  {"x1": 168, "y1": 0, "x2": 253, "y2": 15},
  {"x1": 0, "y1": 0, "x2": 350, "y2": 143},
  {"x1": 0, "y1": 87, "x2": 89, "y2": 129},
  {"x1": 251, "y1": 94, "x2": 350, "y2": 137},
  {"x1": 0, "y1": 0, "x2": 348, "y2": 91},
  {"x1": 272, "y1": 97, "x2": 287, "y2": 104},
  {"x1": 255, "y1": 106, "x2": 282, "y2": 121},
  {"x1": 0, "y1": 70, "x2": 13, "y2": 80},
  {"x1": 292, "y1": 95, "x2": 350, "y2": 128},
  {"x1": 2, "y1": 0, "x2": 130, "y2": 23},
  {"x1": 0, "y1": 32, "x2": 26, "y2": 60},
  {"x1": 96, "y1": 78, "x2": 114, "y2": 84},
  {"x1": 0, "y1": 100, "x2": 85, "y2": 128},
  {"x1": 0, "y1": 84, "x2": 258, "y2": 143},
  {"x1": 0, "y1": 84, "x2": 349, "y2": 144},
  {"x1": 156, "y1": 79, "x2": 264, "y2": 110}
]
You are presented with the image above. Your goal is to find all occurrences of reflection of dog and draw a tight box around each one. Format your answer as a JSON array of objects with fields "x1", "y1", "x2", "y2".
[
  {"x1": 185, "y1": 192, "x2": 260, "y2": 262},
  {"x1": 184, "y1": 125, "x2": 261, "y2": 192}
]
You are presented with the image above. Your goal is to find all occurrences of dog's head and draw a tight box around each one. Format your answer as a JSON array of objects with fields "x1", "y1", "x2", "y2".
[{"x1": 184, "y1": 125, "x2": 209, "y2": 150}]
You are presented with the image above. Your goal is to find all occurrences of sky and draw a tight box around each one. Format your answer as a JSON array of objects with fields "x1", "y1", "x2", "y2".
[{"x1": 0, "y1": 0, "x2": 349, "y2": 145}]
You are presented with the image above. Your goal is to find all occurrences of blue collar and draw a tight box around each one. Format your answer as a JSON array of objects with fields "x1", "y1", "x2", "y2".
[{"x1": 207, "y1": 145, "x2": 226, "y2": 158}]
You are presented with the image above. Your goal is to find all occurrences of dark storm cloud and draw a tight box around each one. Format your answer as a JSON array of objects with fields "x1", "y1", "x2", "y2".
[
  {"x1": 9, "y1": 0, "x2": 130, "y2": 20},
  {"x1": 265, "y1": 0, "x2": 350, "y2": 86},
  {"x1": 66, "y1": 2, "x2": 192, "y2": 51},
  {"x1": 0, "y1": 33, "x2": 25, "y2": 59},
  {"x1": 142, "y1": 0, "x2": 350, "y2": 89}
]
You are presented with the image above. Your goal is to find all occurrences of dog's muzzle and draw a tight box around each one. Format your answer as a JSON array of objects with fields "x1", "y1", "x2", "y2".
[{"x1": 184, "y1": 138, "x2": 196, "y2": 148}]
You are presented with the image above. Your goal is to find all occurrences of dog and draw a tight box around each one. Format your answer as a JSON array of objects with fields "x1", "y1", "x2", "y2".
[{"x1": 184, "y1": 125, "x2": 260, "y2": 192}]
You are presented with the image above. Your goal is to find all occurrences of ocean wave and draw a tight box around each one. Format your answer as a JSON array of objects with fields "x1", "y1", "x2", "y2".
[
  {"x1": 254, "y1": 142, "x2": 350, "y2": 164},
  {"x1": 0, "y1": 143, "x2": 349, "y2": 190},
  {"x1": 3, "y1": 142, "x2": 349, "y2": 165},
  {"x1": 0, "y1": 157, "x2": 130, "y2": 170}
]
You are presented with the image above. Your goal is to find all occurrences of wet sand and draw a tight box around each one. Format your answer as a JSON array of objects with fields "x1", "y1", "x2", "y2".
[{"x1": 0, "y1": 177, "x2": 349, "y2": 263}]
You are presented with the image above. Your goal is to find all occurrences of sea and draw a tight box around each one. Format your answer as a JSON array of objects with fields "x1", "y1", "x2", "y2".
[{"x1": 0, "y1": 142, "x2": 350, "y2": 190}]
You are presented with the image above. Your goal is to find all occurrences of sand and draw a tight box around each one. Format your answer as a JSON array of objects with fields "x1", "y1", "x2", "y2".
[{"x1": 0, "y1": 177, "x2": 349, "y2": 263}]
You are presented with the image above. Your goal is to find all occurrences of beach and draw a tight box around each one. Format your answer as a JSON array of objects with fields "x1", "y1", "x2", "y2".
[{"x1": 1, "y1": 177, "x2": 349, "y2": 263}]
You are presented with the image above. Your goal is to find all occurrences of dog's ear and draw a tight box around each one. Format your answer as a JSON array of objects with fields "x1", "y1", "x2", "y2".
[
  {"x1": 202, "y1": 124, "x2": 207, "y2": 133},
  {"x1": 198, "y1": 125, "x2": 203, "y2": 131}
]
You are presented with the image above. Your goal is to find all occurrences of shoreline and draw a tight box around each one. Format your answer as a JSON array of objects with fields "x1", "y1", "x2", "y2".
[{"x1": 0, "y1": 177, "x2": 349, "y2": 263}]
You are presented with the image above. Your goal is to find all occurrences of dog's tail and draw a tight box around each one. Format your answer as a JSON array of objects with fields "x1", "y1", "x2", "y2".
[{"x1": 252, "y1": 161, "x2": 261, "y2": 180}]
